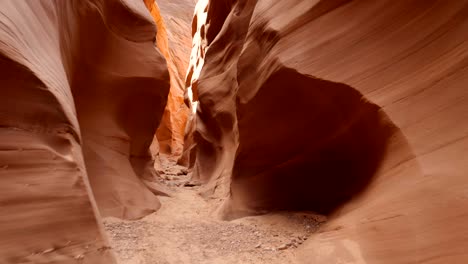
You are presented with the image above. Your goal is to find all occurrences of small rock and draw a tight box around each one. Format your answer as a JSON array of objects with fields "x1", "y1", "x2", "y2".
[
  {"x1": 183, "y1": 181, "x2": 201, "y2": 187},
  {"x1": 255, "y1": 243, "x2": 262, "y2": 248},
  {"x1": 277, "y1": 244, "x2": 289, "y2": 250},
  {"x1": 74, "y1": 254, "x2": 84, "y2": 260}
]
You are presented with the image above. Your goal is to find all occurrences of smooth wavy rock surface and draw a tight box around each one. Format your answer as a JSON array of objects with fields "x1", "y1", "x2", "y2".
[
  {"x1": 0, "y1": 0, "x2": 170, "y2": 262},
  {"x1": 187, "y1": 0, "x2": 468, "y2": 263},
  {"x1": 145, "y1": 0, "x2": 195, "y2": 157}
]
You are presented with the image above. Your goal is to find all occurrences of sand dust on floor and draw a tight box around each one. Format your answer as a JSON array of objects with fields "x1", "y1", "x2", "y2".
[{"x1": 103, "y1": 159, "x2": 325, "y2": 264}]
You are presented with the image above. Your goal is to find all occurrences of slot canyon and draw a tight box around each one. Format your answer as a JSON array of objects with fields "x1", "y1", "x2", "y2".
[{"x1": 1, "y1": 0, "x2": 468, "y2": 263}]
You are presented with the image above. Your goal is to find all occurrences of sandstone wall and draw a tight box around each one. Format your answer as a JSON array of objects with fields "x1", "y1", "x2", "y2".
[
  {"x1": 145, "y1": 0, "x2": 195, "y2": 157},
  {"x1": 0, "y1": 0, "x2": 171, "y2": 262},
  {"x1": 188, "y1": 0, "x2": 468, "y2": 262}
]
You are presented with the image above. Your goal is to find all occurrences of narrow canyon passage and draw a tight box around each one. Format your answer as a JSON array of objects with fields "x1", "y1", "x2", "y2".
[
  {"x1": 1, "y1": 0, "x2": 468, "y2": 263},
  {"x1": 103, "y1": 156, "x2": 325, "y2": 264}
]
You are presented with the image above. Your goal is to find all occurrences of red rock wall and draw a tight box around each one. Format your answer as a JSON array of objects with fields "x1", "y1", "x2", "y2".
[
  {"x1": 0, "y1": 0, "x2": 171, "y2": 261},
  {"x1": 188, "y1": 0, "x2": 468, "y2": 262},
  {"x1": 176, "y1": 0, "x2": 210, "y2": 169},
  {"x1": 145, "y1": 0, "x2": 195, "y2": 157},
  {"x1": 75, "y1": 0, "x2": 170, "y2": 220}
]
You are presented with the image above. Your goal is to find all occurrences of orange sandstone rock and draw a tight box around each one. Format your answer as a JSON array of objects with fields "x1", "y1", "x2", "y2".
[
  {"x1": 145, "y1": 0, "x2": 194, "y2": 157},
  {"x1": 0, "y1": 0, "x2": 171, "y2": 262},
  {"x1": 187, "y1": 0, "x2": 468, "y2": 262}
]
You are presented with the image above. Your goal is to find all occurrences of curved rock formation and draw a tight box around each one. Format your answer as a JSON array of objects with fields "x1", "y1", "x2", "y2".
[
  {"x1": 177, "y1": 112, "x2": 198, "y2": 168},
  {"x1": 187, "y1": 0, "x2": 468, "y2": 262},
  {"x1": 176, "y1": 0, "x2": 209, "y2": 169},
  {"x1": 0, "y1": 0, "x2": 170, "y2": 262},
  {"x1": 145, "y1": 0, "x2": 195, "y2": 157},
  {"x1": 75, "y1": 0, "x2": 170, "y2": 220}
]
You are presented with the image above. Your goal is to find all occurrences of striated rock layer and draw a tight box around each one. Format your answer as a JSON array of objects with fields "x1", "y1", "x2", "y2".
[
  {"x1": 0, "y1": 0, "x2": 170, "y2": 262},
  {"x1": 187, "y1": 0, "x2": 468, "y2": 262},
  {"x1": 75, "y1": 0, "x2": 170, "y2": 220},
  {"x1": 145, "y1": 0, "x2": 195, "y2": 157}
]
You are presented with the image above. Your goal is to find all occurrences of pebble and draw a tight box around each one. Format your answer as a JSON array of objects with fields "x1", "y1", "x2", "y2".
[{"x1": 277, "y1": 244, "x2": 288, "y2": 250}]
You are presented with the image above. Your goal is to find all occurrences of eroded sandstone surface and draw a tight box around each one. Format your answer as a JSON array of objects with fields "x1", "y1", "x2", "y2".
[
  {"x1": 2, "y1": 0, "x2": 468, "y2": 263},
  {"x1": 145, "y1": 0, "x2": 195, "y2": 157},
  {"x1": 0, "y1": 0, "x2": 172, "y2": 262},
  {"x1": 186, "y1": 0, "x2": 468, "y2": 263}
]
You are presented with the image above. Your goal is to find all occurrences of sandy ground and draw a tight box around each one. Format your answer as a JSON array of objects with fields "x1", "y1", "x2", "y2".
[{"x1": 103, "y1": 159, "x2": 325, "y2": 264}]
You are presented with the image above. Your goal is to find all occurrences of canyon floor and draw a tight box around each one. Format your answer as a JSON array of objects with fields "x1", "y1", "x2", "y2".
[{"x1": 103, "y1": 158, "x2": 326, "y2": 264}]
